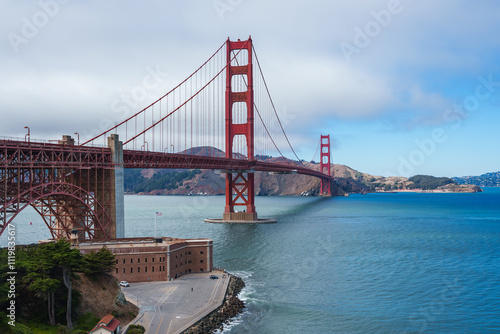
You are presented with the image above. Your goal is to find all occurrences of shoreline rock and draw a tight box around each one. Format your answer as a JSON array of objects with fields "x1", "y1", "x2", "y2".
[{"x1": 183, "y1": 275, "x2": 246, "y2": 334}]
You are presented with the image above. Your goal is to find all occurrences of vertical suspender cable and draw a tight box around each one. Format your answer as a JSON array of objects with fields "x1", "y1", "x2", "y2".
[
  {"x1": 212, "y1": 60, "x2": 215, "y2": 152},
  {"x1": 152, "y1": 105, "x2": 155, "y2": 151},
  {"x1": 190, "y1": 73, "x2": 193, "y2": 152},
  {"x1": 185, "y1": 80, "x2": 187, "y2": 152}
]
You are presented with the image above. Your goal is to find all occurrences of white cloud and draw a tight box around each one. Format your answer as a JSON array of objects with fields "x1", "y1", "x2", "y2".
[
  {"x1": 1, "y1": 0, "x2": 499, "y2": 146},
  {"x1": 265, "y1": 55, "x2": 395, "y2": 119}
]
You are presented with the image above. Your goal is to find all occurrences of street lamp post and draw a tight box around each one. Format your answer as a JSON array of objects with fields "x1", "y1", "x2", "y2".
[
  {"x1": 74, "y1": 132, "x2": 79, "y2": 145},
  {"x1": 24, "y1": 126, "x2": 30, "y2": 143}
]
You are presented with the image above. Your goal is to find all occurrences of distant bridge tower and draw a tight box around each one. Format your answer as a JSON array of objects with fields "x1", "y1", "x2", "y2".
[
  {"x1": 320, "y1": 135, "x2": 332, "y2": 196},
  {"x1": 223, "y1": 37, "x2": 258, "y2": 222}
]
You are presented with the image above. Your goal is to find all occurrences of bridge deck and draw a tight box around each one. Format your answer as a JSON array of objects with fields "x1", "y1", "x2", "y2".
[{"x1": 1, "y1": 140, "x2": 333, "y2": 181}]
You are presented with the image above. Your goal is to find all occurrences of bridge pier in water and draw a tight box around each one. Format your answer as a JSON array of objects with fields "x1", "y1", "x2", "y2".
[{"x1": 223, "y1": 170, "x2": 257, "y2": 221}]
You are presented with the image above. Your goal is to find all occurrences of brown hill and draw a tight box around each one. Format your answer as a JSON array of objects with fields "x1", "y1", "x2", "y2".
[
  {"x1": 128, "y1": 145, "x2": 482, "y2": 195},
  {"x1": 75, "y1": 273, "x2": 138, "y2": 326},
  {"x1": 135, "y1": 162, "x2": 481, "y2": 196},
  {"x1": 140, "y1": 163, "x2": 371, "y2": 196}
]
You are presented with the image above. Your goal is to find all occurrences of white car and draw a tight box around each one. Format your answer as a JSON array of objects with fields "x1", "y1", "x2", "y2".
[{"x1": 120, "y1": 281, "x2": 130, "y2": 287}]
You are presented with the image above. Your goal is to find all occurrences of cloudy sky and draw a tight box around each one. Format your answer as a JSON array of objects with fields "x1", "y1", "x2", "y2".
[{"x1": 1, "y1": 0, "x2": 499, "y2": 177}]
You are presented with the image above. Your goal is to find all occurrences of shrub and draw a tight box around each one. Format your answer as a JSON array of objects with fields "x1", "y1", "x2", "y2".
[
  {"x1": 128, "y1": 330, "x2": 142, "y2": 334},
  {"x1": 12, "y1": 323, "x2": 33, "y2": 334},
  {"x1": 74, "y1": 312, "x2": 100, "y2": 332},
  {"x1": 128, "y1": 324, "x2": 146, "y2": 334},
  {"x1": 111, "y1": 310, "x2": 124, "y2": 318},
  {"x1": 57, "y1": 325, "x2": 68, "y2": 334}
]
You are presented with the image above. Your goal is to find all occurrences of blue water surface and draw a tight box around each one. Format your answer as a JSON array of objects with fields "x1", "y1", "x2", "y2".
[{"x1": 2, "y1": 188, "x2": 499, "y2": 333}]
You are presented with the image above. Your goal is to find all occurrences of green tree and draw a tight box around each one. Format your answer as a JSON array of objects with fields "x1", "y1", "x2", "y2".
[
  {"x1": 27, "y1": 240, "x2": 83, "y2": 329},
  {"x1": 23, "y1": 244, "x2": 61, "y2": 326},
  {"x1": 26, "y1": 274, "x2": 60, "y2": 326},
  {"x1": 48, "y1": 240, "x2": 82, "y2": 329},
  {"x1": 82, "y1": 246, "x2": 116, "y2": 277},
  {"x1": 1, "y1": 245, "x2": 43, "y2": 322},
  {"x1": 2, "y1": 242, "x2": 88, "y2": 328}
]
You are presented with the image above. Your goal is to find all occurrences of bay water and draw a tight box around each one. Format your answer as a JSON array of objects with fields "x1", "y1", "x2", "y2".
[{"x1": 3, "y1": 188, "x2": 500, "y2": 333}]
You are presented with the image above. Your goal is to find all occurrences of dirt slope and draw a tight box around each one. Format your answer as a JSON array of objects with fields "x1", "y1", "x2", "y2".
[{"x1": 75, "y1": 273, "x2": 139, "y2": 326}]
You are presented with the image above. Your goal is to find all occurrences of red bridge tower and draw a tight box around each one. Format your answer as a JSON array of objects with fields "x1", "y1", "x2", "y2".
[
  {"x1": 320, "y1": 135, "x2": 332, "y2": 196},
  {"x1": 222, "y1": 37, "x2": 258, "y2": 222}
]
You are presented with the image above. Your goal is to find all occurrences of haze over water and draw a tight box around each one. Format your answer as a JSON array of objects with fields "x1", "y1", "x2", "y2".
[{"x1": 3, "y1": 189, "x2": 500, "y2": 333}]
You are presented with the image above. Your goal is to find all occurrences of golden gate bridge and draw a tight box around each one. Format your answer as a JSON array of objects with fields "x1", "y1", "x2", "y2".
[{"x1": 0, "y1": 37, "x2": 334, "y2": 241}]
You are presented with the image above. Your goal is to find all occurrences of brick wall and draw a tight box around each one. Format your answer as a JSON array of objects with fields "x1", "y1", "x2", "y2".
[
  {"x1": 78, "y1": 238, "x2": 213, "y2": 283},
  {"x1": 113, "y1": 251, "x2": 168, "y2": 282}
]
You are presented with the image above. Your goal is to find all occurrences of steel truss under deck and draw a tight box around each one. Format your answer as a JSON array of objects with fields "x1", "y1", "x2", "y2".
[{"x1": 0, "y1": 140, "x2": 115, "y2": 240}]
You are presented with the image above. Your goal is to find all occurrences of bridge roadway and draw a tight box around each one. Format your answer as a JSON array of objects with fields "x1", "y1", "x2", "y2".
[
  {"x1": 0, "y1": 139, "x2": 333, "y2": 181},
  {"x1": 122, "y1": 271, "x2": 230, "y2": 334}
]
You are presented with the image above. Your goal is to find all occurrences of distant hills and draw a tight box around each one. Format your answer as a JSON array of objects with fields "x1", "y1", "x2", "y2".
[
  {"x1": 123, "y1": 147, "x2": 482, "y2": 195},
  {"x1": 453, "y1": 171, "x2": 500, "y2": 187}
]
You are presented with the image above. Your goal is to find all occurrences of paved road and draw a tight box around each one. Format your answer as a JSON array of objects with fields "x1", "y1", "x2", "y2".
[{"x1": 123, "y1": 271, "x2": 229, "y2": 334}]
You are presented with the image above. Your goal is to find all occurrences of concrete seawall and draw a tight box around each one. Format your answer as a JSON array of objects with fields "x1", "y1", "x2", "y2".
[
  {"x1": 181, "y1": 275, "x2": 245, "y2": 334},
  {"x1": 122, "y1": 271, "x2": 239, "y2": 334}
]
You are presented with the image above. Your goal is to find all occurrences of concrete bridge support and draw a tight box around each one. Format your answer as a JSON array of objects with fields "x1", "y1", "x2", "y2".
[
  {"x1": 108, "y1": 134, "x2": 125, "y2": 238},
  {"x1": 51, "y1": 134, "x2": 125, "y2": 240},
  {"x1": 48, "y1": 134, "x2": 124, "y2": 240}
]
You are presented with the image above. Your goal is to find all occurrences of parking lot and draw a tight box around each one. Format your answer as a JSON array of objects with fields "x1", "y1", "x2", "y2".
[{"x1": 122, "y1": 271, "x2": 229, "y2": 334}]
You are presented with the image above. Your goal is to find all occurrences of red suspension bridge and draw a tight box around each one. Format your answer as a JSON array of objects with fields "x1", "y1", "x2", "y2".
[{"x1": 0, "y1": 37, "x2": 334, "y2": 241}]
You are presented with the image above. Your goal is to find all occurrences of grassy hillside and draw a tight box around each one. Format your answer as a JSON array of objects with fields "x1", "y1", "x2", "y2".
[{"x1": 124, "y1": 169, "x2": 201, "y2": 193}]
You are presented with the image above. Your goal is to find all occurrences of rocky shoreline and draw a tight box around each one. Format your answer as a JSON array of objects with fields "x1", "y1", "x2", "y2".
[{"x1": 182, "y1": 275, "x2": 246, "y2": 334}]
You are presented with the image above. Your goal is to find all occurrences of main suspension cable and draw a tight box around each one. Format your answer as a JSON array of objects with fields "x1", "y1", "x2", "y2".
[{"x1": 252, "y1": 45, "x2": 304, "y2": 166}]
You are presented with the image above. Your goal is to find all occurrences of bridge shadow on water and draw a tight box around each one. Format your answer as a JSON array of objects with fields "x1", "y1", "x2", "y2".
[
  {"x1": 269, "y1": 196, "x2": 334, "y2": 221},
  {"x1": 212, "y1": 196, "x2": 338, "y2": 297},
  {"x1": 213, "y1": 196, "x2": 335, "y2": 255}
]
